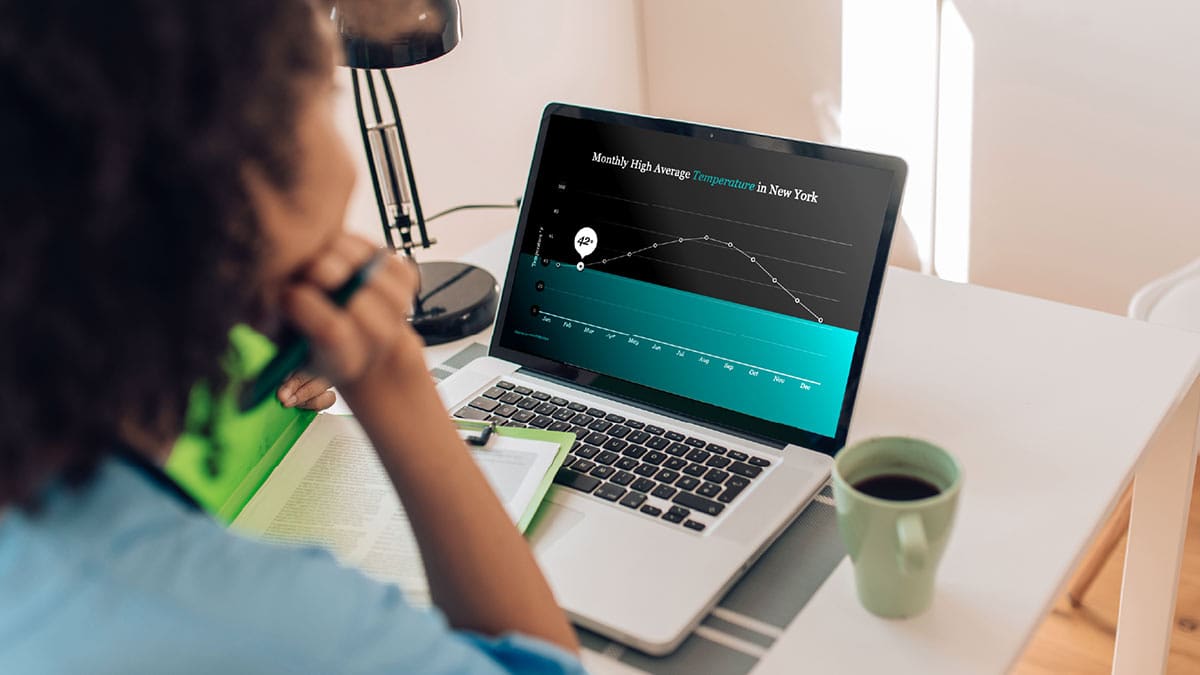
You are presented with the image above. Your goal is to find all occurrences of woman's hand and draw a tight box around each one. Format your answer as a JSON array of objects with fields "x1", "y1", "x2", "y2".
[
  {"x1": 277, "y1": 371, "x2": 336, "y2": 410},
  {"x1": 280, "y1": 233, "x2": 425, "y2": 393}
]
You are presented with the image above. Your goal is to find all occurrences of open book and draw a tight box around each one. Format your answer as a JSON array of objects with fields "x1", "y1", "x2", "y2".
[{"x1": 228, "y1": 415, "x2": 570, "y2": 606}]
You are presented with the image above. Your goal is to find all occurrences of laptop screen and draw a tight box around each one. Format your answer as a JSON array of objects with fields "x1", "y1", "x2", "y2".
[{"x1": 492, "y1": 104, "x2": 905, "y2": 452}]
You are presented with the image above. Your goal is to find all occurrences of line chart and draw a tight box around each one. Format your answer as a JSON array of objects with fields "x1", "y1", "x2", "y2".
[{"x1": 587, "y1": 234, "x2": 826, "y2": 323}]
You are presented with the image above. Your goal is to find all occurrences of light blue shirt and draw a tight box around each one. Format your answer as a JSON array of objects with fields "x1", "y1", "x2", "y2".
[{"x1": 0, "y1": 458, "x2": 584, "y2": 674}]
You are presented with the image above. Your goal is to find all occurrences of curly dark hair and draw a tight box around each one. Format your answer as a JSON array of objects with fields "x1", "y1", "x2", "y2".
[{"x1": 0, "y1": 0, "x2": 331, "y2": 506}]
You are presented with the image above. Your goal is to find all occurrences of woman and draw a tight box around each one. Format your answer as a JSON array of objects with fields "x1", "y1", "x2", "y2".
[{"x1": 0, "y1": 1, "x2": 582, "y2": 672}]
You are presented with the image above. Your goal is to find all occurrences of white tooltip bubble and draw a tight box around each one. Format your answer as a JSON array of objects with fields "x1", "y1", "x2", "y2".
[{"x1": 574, "y1": 227, "x2": 598, "y2": 259}]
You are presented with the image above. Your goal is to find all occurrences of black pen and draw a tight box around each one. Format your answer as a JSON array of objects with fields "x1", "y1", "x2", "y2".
[{"x1": 238, "y1": 249, "x2": 389, "y2": 412}]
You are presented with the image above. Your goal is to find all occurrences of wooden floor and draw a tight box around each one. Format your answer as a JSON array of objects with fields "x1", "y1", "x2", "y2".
[{"x1": 1014, "y1": 467, "x2": 1200, "y2": 674}]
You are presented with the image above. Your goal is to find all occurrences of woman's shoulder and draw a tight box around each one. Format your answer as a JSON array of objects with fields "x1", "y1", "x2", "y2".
[{"x1": 0, "y1": 459, "x2": 583, "y2": 674}]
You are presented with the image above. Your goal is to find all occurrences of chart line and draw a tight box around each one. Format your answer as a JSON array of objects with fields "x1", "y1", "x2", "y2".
[
  {"x1": 588, "y1": 235, "x2": 826, "y2": 322},
  {"x1": 537, "y1": 310, "x2": 823, "y2": 386},
  {"x1": 593, "y1": 218, "x2": 846, "y2": 275}
]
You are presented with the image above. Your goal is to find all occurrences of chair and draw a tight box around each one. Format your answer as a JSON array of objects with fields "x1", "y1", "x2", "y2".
[{"x1": 1067, "y1": 257, "x2": 1200, "y2": 606}]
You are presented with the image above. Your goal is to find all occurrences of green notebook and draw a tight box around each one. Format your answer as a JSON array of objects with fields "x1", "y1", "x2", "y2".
[{"x1": 166, "y1": 327, "x2": 572, "y2": 533}]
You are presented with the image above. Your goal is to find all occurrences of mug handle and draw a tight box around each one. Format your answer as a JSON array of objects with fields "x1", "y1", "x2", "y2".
[{"x1": 897, "y1": 513, "x2": 928, "y2": 574}]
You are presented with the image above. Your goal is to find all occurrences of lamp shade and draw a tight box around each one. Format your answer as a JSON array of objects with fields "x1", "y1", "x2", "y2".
[{"x1": 333, "y1": 0, "x2": 461, "y2": 69}]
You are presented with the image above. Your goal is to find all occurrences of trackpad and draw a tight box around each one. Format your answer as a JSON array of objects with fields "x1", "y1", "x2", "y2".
[{"x1": 530, "y1": 502, "x2": 587, "y2": 555}]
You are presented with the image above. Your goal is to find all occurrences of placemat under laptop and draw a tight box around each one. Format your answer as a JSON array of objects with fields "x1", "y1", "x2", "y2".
[{"x1": 433, "y1": 342, "x2": 846, "y2": 674}]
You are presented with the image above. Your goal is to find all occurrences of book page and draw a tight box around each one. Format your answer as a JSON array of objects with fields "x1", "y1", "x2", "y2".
[{"x1": 232, "y1": 414, "x2": 559, "y2": 607}]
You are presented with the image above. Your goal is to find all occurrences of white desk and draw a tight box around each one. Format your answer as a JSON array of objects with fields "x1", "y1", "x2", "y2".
[{"x1": 429, "y1": 229, "x2": 1200, "y2": 674}]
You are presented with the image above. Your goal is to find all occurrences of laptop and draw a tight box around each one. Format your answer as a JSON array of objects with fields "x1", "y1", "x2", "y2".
[{"x1": 437, "y1": 103, "x2": 906, "y2": 654}]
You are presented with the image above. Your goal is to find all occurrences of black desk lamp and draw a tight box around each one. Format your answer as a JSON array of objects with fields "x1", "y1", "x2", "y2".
[{"x1": 332, "y1": 0, "x2": 499, "y2": 345}]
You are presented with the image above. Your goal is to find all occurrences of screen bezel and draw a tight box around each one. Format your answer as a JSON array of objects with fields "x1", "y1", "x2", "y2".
[{"x1": 489, "y1": 103, "x2": 906, "y2": 456}]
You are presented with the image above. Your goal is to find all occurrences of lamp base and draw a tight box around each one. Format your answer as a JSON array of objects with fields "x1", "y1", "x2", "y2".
[{"x1": 411, "y1": 260, "x2": 499, "y2": 346}]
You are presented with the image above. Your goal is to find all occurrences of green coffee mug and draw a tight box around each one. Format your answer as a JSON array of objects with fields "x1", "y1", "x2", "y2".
[{"x1": 832, "y1": 436, "x2": 962, "y2": 618}]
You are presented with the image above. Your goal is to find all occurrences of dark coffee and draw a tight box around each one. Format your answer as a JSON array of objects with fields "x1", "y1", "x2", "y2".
[{"x1": 853, "y1": 474, "x2": 941, "y2": 501}]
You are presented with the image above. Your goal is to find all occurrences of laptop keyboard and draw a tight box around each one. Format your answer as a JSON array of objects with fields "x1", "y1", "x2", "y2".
[{"x1": 453, "y1": 380, "x2": 773, "y2": 532}]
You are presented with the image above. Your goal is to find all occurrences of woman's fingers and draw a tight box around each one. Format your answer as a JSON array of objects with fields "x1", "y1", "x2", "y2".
[
  {"x1": 283, "y1": 283, "x2": 371, "y2": 380},
  {"x1": 296, "y1": 389, "x2": 337, "y2": 411}
]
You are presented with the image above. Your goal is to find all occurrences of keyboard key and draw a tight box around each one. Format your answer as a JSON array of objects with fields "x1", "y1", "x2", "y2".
[
  {"x1": 616, "y1": 457, "x2": 639, "y2": 471},
  {"x1": 707, "y1": 444, "x2": 727, "y2": 455},
  {"x1": 749, "y1": 456, "x2": 772, "y2": 468},
  {"x1": 572, "y1": 459, "x2": 597, "y2": 473},
  {"x1": 726, "y1": 475, "x2": 750, "y2": 490},
  {"x1": 586, "y1": 407, "x2": 607, "y2": 418},
  {"x1": 645, "y1": 425, "x2": 666, "y2": 436},
  {"x1": 625, "y1": 420, "x2": 645, "y2": 429},
  {"x1": 685, "y1": 437, "x2": 706, "y2": 447},
  {"x1": 652, "y1": 484, "x2": 677, "y2": 500},
  {"x1": 683, "y1": 520, "x2": 706, "y2": 532},
  {"x1": 513, "y1": 386, "x2": 533, "y2": 395},
  {"x1": 455, "y1": 406, "x2": 489, "y2": 421},
  {"x1": 588, "y1": 419, "x2": 613, "y2": 432},
  {"x1": 547, "y1": 421, "x2": 571, "y2": 432},
  {"x1": 574, "y1": 445, "x2": 599, "y2": 459},
  {"x1": 666, "y1": 442, "x2": 690, "y2": 457},
  {"x1": 552, "y1": 408, "x2": 576, "y2": 421},
  {"x1": 663, "y1": 506, "x2": 689, "y2": 523},
  {"x1": 569, "y1": 425, "x2": 589, "y2": 436},
  {"x1": 665, "y1": 457, "x2": 687, "y2": 470},
  {"x1": 495, "y1": 380, "x2": 515, "y2": 390},
  {"x1": 562, "y1": 456, "x2": 575, "y2": 469},
  {"x1": 608, "y1": 425, "x2": 631, "y2": 439},
  {"x1": 640, "y1": 504, "x2": 662, "y2": 517},
  {"x1": 717, "y1": 484, "x2": 745, "y2": 503},
  {"x1": 595, "y1": 450, "x2": 619, "y2": 465},
  {"x1": 590, "y1": 465, "x2": 615, "y2": 480},
  {"x1": 676, "y1": 476, "x2": 701, "y2": 491},
  {"x1": 603, "y1": 438, "x2": 628, "y2": 453},
  {"x1": 612, "y1": 470, "x2": 635, "y2": 486},
  {"x1": 728, "y1": 461, "x2": 762, "y2": 479},
  {"x1": 516, "y1": 397, "x2": 539, "y2": 410},
  {"x1": 631, "y1": 478, "x2": 656, "y2": 493},
  {"x1": 704, "y1": 468, "x2": 729, "y2": 484},
  {"x1": 645, "y1": 436, "x2": 670, "y2": 451},
  {"x1": 511, "y1": 411, "x2": 535, "y2": 423},
  {"x1": 550, "y1": 396, "x2": 569, "y2": 406},
  {"x1": 665, "y1": 430, "x2": 686, "y2": 442},
  {"x1": 500, "y1": 391, "x2": 523, "y2": 404},
  {"x1": 595, "y1": 482, "x2": 626, "y2": 502},
  {"x1": 619, "y1": 491, "x2": 647, "y2": 509},
  {"x1": 494, "y1": 405, "x2": 519, "y2": 418},
  {"x1": 469, "y1": 397, "x2": 500, "y2": 412},
  {"x1": 531, "y1": 391, "x2": 551, "y2": 401},
  {"x1": 622, "y1": 445, "x2": 647, "y2": 459},
  {"x1": 697, "y1": 482, "x2": 722, "y2": 498},
  {"x1": 705, "y1": 455, "x2": 731, "y2": 468},
  {"x1": 482, "y1": 387, "x2": 506, "y2": 400},
  {"x1": 644, "y1": 451, "x2": 667, "y2": 465},
  {"x1": 553, "y1": 467, "x2": 600, "y2": 493},
  {"x1": 673, "y1": 492, "x2": 725, "y2": 516},
  {"x1": 685, "y1": 448, "x2": 711, "y2": 463},
  {"x1": 585, "y1": 432, "x2": 608, "y2": 446},
  {"x1": 727, "y1": 450, "x2": 749, "y2": 462},
  {"x1": 535, "y1": 402, "x2": 557, "y2": 416},
  {"x1": 572, "y1": 414, "x2": 595, "y2": 427},
  {"x1": 567, "y1": 402, "x2": 588, "y2": 412},
  {"x1": 529, "y1": 415, "x2": 553, "y2": 428},
  {"x1": 627, "y1": 430, "x2": 651, "y2": 445},
  {"x1": 683, "y1": 463, "x2": 707, "y2": 477},
  {"x1": 604, "y1": 413, "x2": 626, "y2": 423},
  {"x1": 634, "y1": 464, "x2": 658, "y2": 477},
  {"x1": 485, "y1": 415, "x2": 503, "y2": 423},
  {"x1": 656, "y1": 469, "x2": 681, "y2": 484}
]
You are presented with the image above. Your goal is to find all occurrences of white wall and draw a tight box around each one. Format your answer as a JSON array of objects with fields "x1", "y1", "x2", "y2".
[
  {"x1": 638, "y1": 0, "x2": 841, "y2": 144},
  {"x1": 941, "y1": 0, "x2": 1200, "y2": 314},
  {"x1": 334, "y1": 0, "x2": 646, "y2": 258}
]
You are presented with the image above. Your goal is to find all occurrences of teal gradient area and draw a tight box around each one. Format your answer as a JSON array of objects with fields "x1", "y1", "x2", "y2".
[{"x1": 506, "y1": 254, "x2": 858, "y2": 437}]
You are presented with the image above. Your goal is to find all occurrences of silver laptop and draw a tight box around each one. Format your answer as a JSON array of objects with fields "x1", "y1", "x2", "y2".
[{"x1": 438, "y1": 103, "x2": 906, "y2": 654}]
